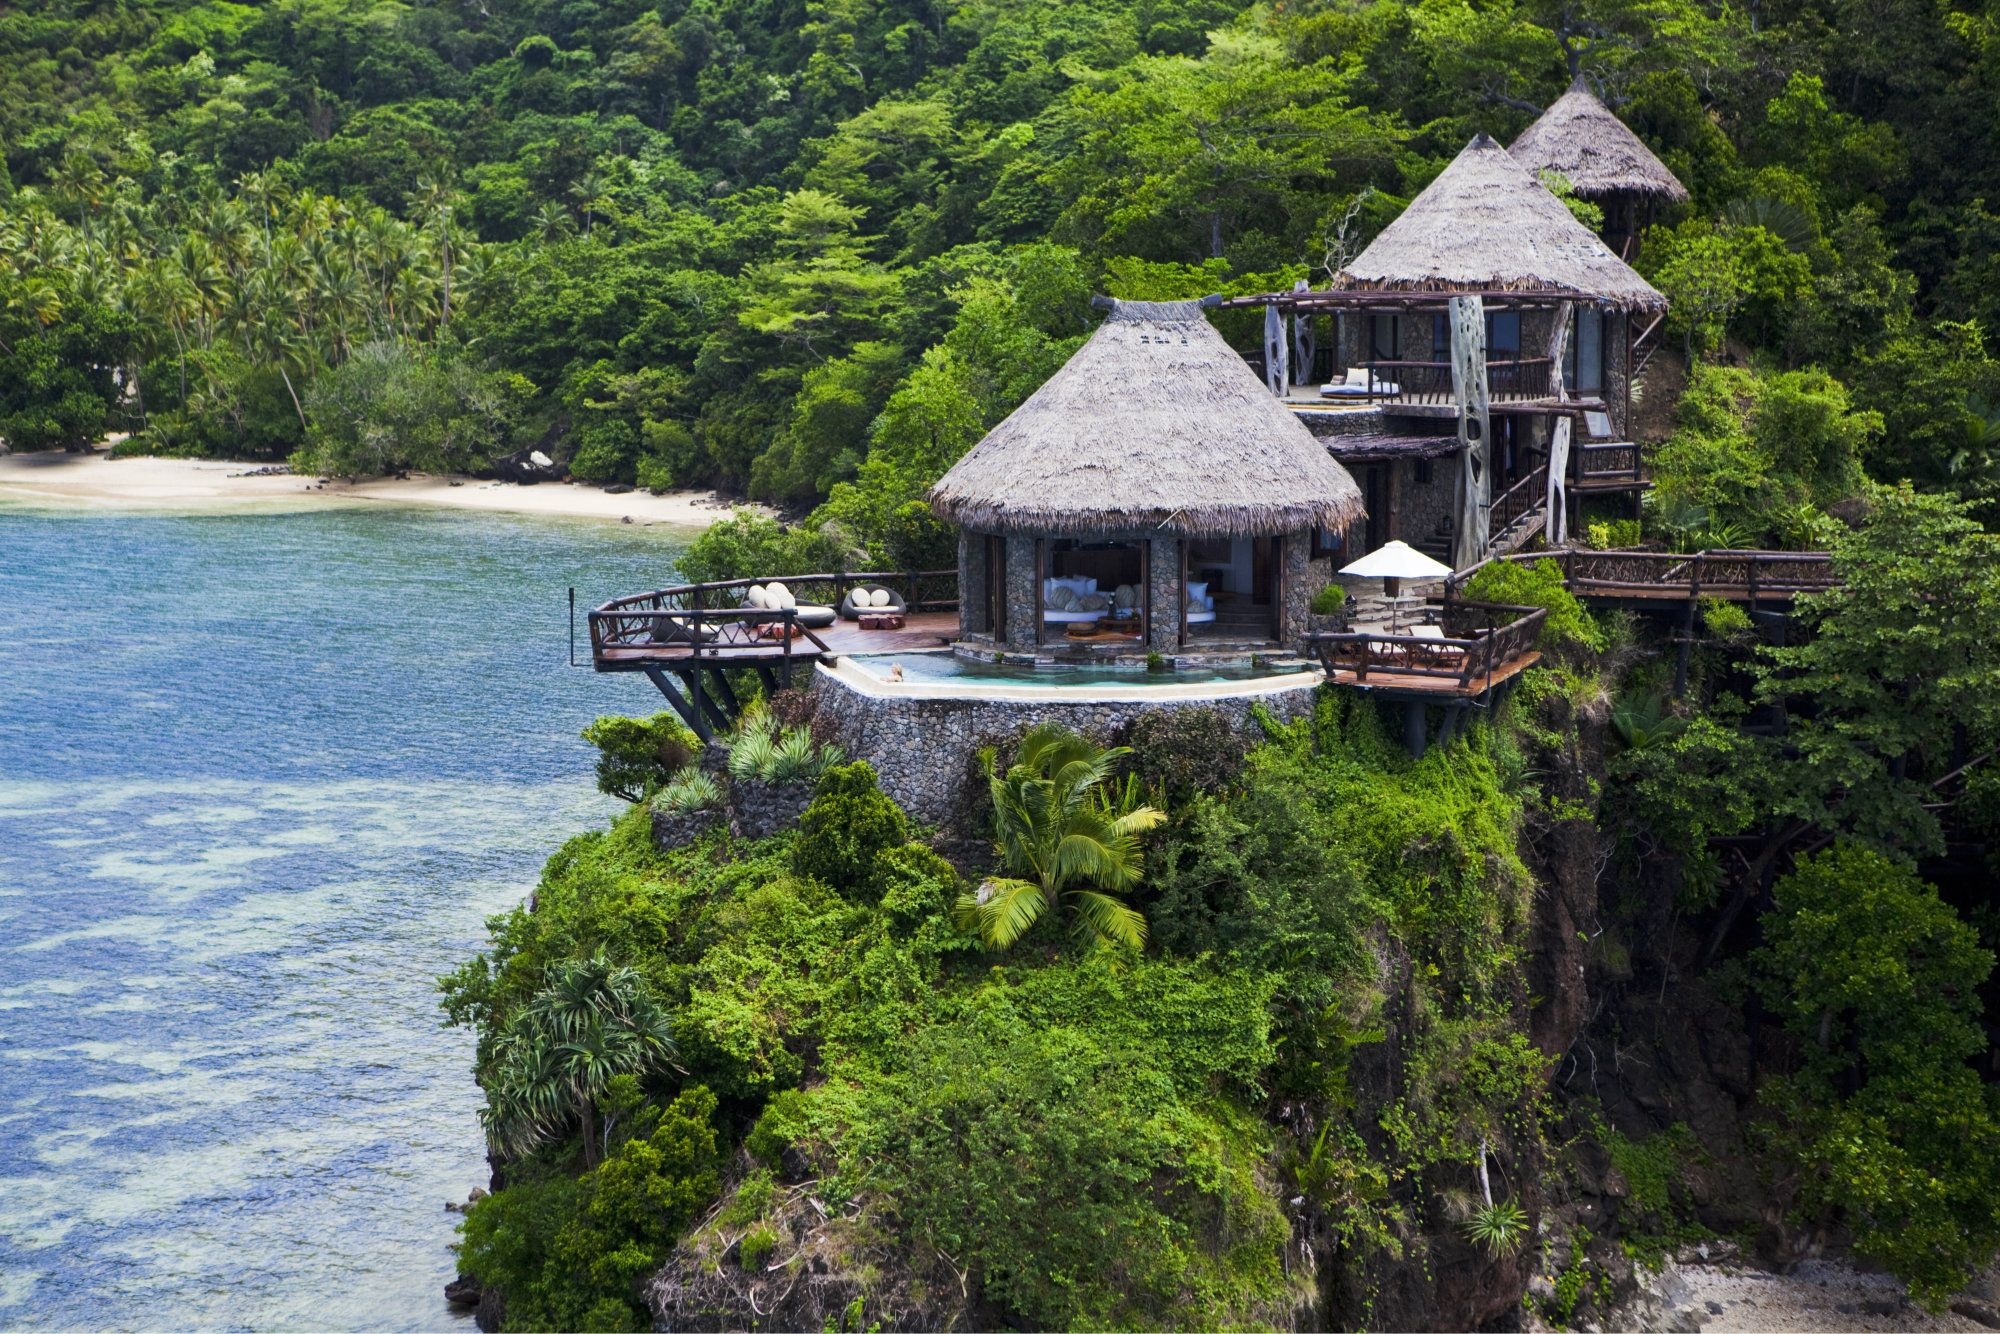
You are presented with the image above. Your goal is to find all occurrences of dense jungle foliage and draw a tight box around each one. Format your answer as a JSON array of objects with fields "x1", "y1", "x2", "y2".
[
  {"x1": 11, "y1": 0, "x2": 2000, "y2": 556},
  {"x1": 19, "y1": 0, "x2": 2000, "y2": 1324}
]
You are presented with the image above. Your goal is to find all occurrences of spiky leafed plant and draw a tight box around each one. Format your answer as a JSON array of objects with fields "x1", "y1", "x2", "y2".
[
  {"x1": 482, "y1": 951, "x2": 676, "y2": 1167},
  {"x1": 954, "y1": 723, "x2": 1165, "y2": 951}
]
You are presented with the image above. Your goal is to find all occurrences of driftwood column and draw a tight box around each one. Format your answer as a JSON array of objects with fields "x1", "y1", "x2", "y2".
[
  {"x1": 1448, "y1": 295, "x2": 1491, "y2": 570},
  {"x1": 1263, "y1": 303, "x2": 1289, "y2": 397},
  {"x1": 1545, "y1": 301, "x2": 1572, "y2": 546}
]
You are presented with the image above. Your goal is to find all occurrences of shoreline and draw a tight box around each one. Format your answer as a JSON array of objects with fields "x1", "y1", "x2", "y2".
[{"x1": 0, "y1": 450, "x2": 762, "y2": 529}]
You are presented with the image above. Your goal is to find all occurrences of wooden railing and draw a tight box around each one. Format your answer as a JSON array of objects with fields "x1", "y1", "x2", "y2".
[
  {"x1": 1573, "y1": 441, "x2": 1645, "y2": 485},
  {"x1": 1443, "y1": 548, "x2": 1837, "y2": 602},
  {"x1": 1361, "y1": 356, "x2": 1555, "y2": 405},
  {"x1": 1306, "y1": 601, "x2": 1548, "y2": 691},
  {"x1": 589, "y1": 569, "x2": 958, "y2": 666},
  {"x1": 1487, "y1": 463, "x2": 1548, "y2": 537}
]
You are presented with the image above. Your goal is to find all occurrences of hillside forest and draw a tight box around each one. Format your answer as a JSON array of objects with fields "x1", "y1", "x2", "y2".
[
  {"x1": 14, "y1": 1, "x2": 2000, "y2": 1330},
  {"x1": 9, "y1": 0, "x2": 2000, "y2": 561}
]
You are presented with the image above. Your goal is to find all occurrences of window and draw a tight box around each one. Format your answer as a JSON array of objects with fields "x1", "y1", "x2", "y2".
[
  {"x1": 1485, "y1": 310, "x2": 1522, "y2": 358},
  {"x1": 1431, "y1": 312, "x2": 1450, "y2": 360},
  {"x1": 1369, "y1": 314, "x2": 1400, "y2": 363},
  {"x1": 1574, "y1": 307, "x2": 1605, "y2": 393},
  {"x1": 1415, "y1": 458, "x2": 1433, "y2": 485}
]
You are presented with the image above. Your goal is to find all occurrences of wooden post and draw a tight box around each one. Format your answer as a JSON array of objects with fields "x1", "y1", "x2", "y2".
[
  {"x1": 1545, "y1": 302, "x2": 1572, "y2": 547},
  {"x1": 1291, "y1": 279, "x2": 1315, "y2": 387},
  {"x1": 1448, "y1": 296, "x2": 1491, "y2": 570},
  {"x1": 1264, "y1": 303, "x2": 1289, "y2": 397}
]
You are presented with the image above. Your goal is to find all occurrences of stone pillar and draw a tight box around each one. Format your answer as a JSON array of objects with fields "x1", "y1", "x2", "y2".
[
  {"x1": 958, "y1": 531, "x2": 988, "y2": 640},
  {"x1": 1148, "y1": 537, "x2": 1182, "y2": 653},
  {"x1": 1004, "y1": 536, "x2": 1040, "y2": 653}
]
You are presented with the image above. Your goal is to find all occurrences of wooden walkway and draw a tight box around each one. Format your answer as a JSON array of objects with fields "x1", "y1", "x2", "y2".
[{"x1": 1446, "y1": 548, "x2": 1836, "y2": 606}]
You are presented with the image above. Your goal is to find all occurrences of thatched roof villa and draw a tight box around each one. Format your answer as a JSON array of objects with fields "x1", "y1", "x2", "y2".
[
  {"x1": 1336, "y1": 132, "x2": 1667, "y2": 313},
  {"x1": 1508, "y1": 77, "x2": 1689, "y2": 256},
  {"x1": 931, "y1": 297, "x2": 1363, "y2": 659}
]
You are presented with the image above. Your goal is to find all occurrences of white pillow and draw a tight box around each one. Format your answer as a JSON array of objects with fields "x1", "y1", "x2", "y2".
[
  {"x1": 1076, "y1": 592, "x2": 1110, "y2": 611},
  {"x1": 870, "y1": 588, "x2": 892, "y2": 608},
  {"x1": 747, "y1": 585, "x2": 768, "y2": 608},
  {"x1": 1047, "y1": 586, "x2": 1076, "y2": 611},
  {"x1": 1186, "y1": 581, "x2": 1207, "y2": 603},
  {"x1": 766, "y1": 581, "x2": 793, "y2": 609}
]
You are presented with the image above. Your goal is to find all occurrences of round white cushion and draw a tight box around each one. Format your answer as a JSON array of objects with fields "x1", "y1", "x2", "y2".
[
  {"x1": 766, "y1": 581, "x2": 795, "y2": 609},
  {"x1": 747, "y1": 585, "x2": 768, "y2": 608},
  {"x1": 869, "y1": 588, "x2": 891, "y2": 607}
]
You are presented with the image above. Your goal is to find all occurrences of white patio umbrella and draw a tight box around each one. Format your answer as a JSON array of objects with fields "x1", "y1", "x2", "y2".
[{"x1": 1339, "y1": 540, "x2": 1452, "y2": 593}]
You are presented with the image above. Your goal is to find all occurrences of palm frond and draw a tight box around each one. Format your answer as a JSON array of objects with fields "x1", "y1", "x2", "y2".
[
  {"x1": 971, "y1": 877, "x2": 1049, "y2": 949},
  {"x1": 1065, "y1": 889, "x2": 1148, "y2": 949}
]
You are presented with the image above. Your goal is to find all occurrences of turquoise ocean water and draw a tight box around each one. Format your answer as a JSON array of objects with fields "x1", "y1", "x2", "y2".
[{"x1": 0, "y1": 503, "x2": 683, "y2": 1329}]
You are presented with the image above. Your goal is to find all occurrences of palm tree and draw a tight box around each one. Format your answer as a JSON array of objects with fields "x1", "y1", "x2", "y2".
[
  {"x1": 955, "y1": 723, "x2": 1165, "y2": 950},
  {"x1": 567, "y1": 169, "x2": 611, "y2": 236},
  {"x1": 482, "y1": 951, "x2": 677, "y2": 1167}
]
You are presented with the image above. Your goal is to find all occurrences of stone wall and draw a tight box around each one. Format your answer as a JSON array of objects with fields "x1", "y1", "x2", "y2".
[{"x1": 812, "y1": 666, "x2": 1322, "y2": 826}]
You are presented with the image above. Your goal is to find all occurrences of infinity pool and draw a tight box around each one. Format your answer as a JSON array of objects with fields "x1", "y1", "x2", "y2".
[{"x1": 842, "y1": 651, "x2": 1313, "y2": 688}]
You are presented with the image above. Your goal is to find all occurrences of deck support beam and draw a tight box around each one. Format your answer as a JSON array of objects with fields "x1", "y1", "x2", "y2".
[
  {"x1": 1404, "y1": 700, "x2": 1428, "y2": 759},
  {"x1": 642, "y1": 664, "x2": 709, "y2": 740}
]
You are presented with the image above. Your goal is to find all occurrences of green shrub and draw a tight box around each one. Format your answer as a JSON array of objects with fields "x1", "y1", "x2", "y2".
[
  {"x1": 746, "y1": 1089, "x2": 813, "y2": 1170},
  {"x1": 737, "y1": 1224, "x2": 779, "y2": 1271},
  {"x1": 874, "y1": 842, "x2": 958, "y2": 927},
  {"x1": 582, "y1": 713, "x2": 702, "y2": 802},
  {"x1": 1754, "y1": 844, "x2": 2000, "y2": 1308},
  {"x1": 1309, "y1": 581, "x2": 1348, "y2": 615},
  {"x1": 1118, "y1": 707, "x2": 1249, "y2": 808},
  {"x1": 1586, "y1": 517, "x2": 1642, "y2": 549},
  {"x1": 459, "y1": 1086, "x2": 722, "y2": 1332},
  {"x1": 793, "y1": 762, "x2": 909, "y2": 890},
  {"x1": 676, "y1": 510, "x2": 855, "y2": 585},
  {"x1": 1461, "y1": 558, "x2": 1605, "y2": 653}
]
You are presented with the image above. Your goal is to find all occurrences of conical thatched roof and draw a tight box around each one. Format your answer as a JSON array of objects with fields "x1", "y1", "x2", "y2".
[
  {"x1": 929, "y1": 299, "x2": 1363, "y2": 538},
  {"x1": 1509, "y1": 78, "x2": 1689, "y2": 204},
  {"x1": 1337, "y1": 134, "x2": 1667, "y2": 312}
]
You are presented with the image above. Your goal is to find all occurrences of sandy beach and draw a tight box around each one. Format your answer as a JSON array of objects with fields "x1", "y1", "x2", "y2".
[{"x1": 0, "y1": 451, "x2": 760, "y2": 529}]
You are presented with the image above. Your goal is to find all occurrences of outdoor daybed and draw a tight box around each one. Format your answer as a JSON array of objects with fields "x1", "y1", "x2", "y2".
[
  {"x1": 839, "y1": 585, "x2": 909, "y2": 620},
  {"x1": 745, "y1": 582, "x2": 837, "y2": 629}
]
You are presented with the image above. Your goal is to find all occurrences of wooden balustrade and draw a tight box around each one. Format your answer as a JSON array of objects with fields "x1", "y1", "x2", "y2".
[
  {"x1": 1441, "y1": 548, "x2": 1837, "y2": 603},
  {"x1": 1307, "y1": 601, "x2": 1548, "y2": 692},
  {"x1": 1574, "y1": 441, "x2": 1643, "y2": 483},
  {"x1": 1487, "y1": 464, "x2": 1548, "y2": 535},
  {"x1": 1361, "y1": 356, "x2": 1555, "y2": 405}
]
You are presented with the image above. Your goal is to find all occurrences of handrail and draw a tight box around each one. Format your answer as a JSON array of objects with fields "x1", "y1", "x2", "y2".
[
  {"x1": 1441, "y1": 548, "x2": 1836, "y2": 602},
  {"x1": 1306, "y1": 602, "x2": 1548, "y2": 691},
  {"x1": 1486, "y1": 464, "x2": 1548, "y2": 534},
  {"x1": 597, "y1": 568, "x2": 960, "y2": 616}
]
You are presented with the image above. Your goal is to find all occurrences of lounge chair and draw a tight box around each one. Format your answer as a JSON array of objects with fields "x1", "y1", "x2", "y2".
[
  {"x1": 1320, "y1": 368, "x2": 1401, "y2": 398},
  {"x1": 839, "y1": 585, "x2": 909, "y2": 621},
  {"x1": 746, "y1": 582, "x2": 836, "y2": 629}
]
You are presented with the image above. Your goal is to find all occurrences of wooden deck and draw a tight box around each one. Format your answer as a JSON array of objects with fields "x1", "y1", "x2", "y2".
[
  {"x1": 594, "y1": 611, "x2": 957, "y2": 669},
  {"x1": 1321, "y1": 648, "x2": 1542, "y2": 696},
  {"x1": 1307, "y1": 602, "x2": 1549, "y2": 701}
]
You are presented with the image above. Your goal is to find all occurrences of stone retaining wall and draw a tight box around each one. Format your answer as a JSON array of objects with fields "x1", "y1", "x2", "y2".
[{"x1": 811, "y1": 665, "x2": 1323, "y2": 826}]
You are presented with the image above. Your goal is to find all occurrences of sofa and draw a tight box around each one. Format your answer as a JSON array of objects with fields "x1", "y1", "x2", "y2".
[
  {"x1": 744, "y1": 581, "x2": 837, "y2": 629},
  {"x1": 1320, "y1": 367, "x2": 1401, "y2": 398},
  {"x1": 1042, "y1": 575, "x2": 1111, "y2": 624},
  {"x1": 839, "y1": 584, "x2": 909, "y2": 621}
]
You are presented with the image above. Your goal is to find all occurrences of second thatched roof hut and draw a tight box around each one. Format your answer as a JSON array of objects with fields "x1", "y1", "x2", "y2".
[
  {"x1": 1508, "y1": 77, "x2": 1689, "y2": 205},
  {"x1": 1335, "y1": 133, "x2": 1666, "y2": 312}
]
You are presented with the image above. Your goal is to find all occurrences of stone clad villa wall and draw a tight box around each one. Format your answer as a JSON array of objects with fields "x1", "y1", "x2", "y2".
[{"x1": 811, "y1": 664, "x2": 1322, "y2": 825}]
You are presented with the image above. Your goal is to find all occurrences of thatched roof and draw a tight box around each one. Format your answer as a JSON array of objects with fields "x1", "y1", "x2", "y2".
[
  {"x1": 1336, "y1": 134, "x2": 1667, "y2": 312},
  {"x1": 1509, "y1": 78, "x2": 1690, "y2": 203},
  {"x1": 929, "y1": 299, "x2": 1363, "y2": 538}
]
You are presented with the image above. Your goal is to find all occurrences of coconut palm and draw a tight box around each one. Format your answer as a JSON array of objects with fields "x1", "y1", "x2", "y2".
[
  {"x1": 954, "y1": 723, "x2": 1165, "y2": 951},
  {"x1": 482, "y1": 951, "x2": 677, "y2": 1166}
]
